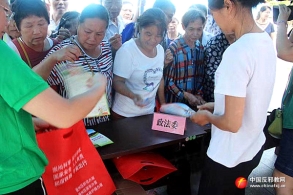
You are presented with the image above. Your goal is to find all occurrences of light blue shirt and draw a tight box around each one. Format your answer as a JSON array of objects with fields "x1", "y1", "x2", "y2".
[{"x1": 104, "y1": 16, "x2": 125, "y2": 41}]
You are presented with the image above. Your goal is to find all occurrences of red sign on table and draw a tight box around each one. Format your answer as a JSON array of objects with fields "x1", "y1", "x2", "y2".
[{"x1": 151, "y1": 112, "x2": 186, "y2": 135}]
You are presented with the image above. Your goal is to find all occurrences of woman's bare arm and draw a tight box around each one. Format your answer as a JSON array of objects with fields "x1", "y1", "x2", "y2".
[
  {"x1": 157, "y1": 78, "x2": 166, "y2": 105},
  {"x1": 276, "y1": 5, "x2": 293, "y2": 62},
  {"x1": 113, "y1": 74, "x2": 136, "y2": 99},
  {"x1": 113, "y1": 74, "x2": 143, "y2": 105},
  {"x1": 23, "y1": 73, "x2": 106, "y2": 128},
  {"x1": 33, "y1": 45, "x2": 81, "y2": 79},
  {"x1": 191, "y1": 96, "x2": 245, "y2": 133}
]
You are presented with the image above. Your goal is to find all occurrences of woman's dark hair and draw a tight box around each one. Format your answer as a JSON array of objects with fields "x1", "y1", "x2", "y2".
[
  {"x1": 182, "y1": 9, "x2": 206, "y2": 28},
  {"x1": 57, "y1": 11, "x2": 80, "y2": 31},
  {"x1": 208, "y1": 0, "x2": 265, "y2": 10},
  {"x1": 153, "y1": 0, "x2": 176, "y2": 13},
  {"x1": 79, "y1": 4, "x2": 109, "y2": 28},
  {"x1": 136, "y1": 8, "x2": 168, "y2": 37},
  {"x1": 12, "y1": 0, "x2": 50, "y2": 30},
  {"x1": 256, "y1": 6, "x2": 271, "y2": 20}
]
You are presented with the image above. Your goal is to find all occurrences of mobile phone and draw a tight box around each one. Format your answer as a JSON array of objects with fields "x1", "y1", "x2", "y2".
[{"x1": 273, "y1": 5, "x2": 293, "y2": 23}]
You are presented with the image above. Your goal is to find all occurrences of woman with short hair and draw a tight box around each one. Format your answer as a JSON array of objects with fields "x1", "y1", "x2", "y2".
[
  {"x1": 44, "y1": 4, "x2": 113, "y2": 127},
  {"x1": 7, "y1": 0, "x2": 70, "y2": 67}
]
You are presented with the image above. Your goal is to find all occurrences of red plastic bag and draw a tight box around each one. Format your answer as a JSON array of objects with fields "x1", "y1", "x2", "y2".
[
  {"x1": 113, "y1": 152, "x2": 177, "y2": 185},
  {"x1": 37, "y1": 121, "x2": 116, "y2": 195}
]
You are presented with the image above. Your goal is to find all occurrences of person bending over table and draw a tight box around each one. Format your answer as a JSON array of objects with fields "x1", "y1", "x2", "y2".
[
  {"x1": 190, "y1": 0, "x2": 276, "y2": 194},
  {"x1": 34, "y1": 4, "x2": 113, "y2": 127},
  {"x1": 112, "y1": 8, "x2": 167, "y2": 119}
]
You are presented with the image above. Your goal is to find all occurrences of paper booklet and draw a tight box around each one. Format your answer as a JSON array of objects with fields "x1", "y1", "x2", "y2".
[
  {"x1": 56, "y1": 62, "x2": 110, "y2": 118},
  {"x1": 86, "y1": 129, "x2": 114, "y2": 147}
]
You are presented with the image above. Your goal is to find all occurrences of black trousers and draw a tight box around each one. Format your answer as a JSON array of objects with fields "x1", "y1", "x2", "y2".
[
  {"x1": 198, "y1": 147, "x2": 263, "y2": 195},
  {"x1": 5, "y1": 178, "x2": 47, "y2": 195}
]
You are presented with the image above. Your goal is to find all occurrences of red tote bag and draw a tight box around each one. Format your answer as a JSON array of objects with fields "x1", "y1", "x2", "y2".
[
  {"x1": 36, "y1": 120, "x2": 116, "y2": 195},
  {"x1": 113, "y1": 152, "x2": 177, "y2": 185}
]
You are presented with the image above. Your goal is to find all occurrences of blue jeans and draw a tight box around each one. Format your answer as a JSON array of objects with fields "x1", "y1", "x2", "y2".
[{"x1": 275, "y1": 128, "x2": 293, "y2": 177}]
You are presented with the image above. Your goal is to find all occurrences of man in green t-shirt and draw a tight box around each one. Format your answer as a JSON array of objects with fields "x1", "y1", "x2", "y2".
[{"x1": 0, "y1": 1, "x2": 107, "y2": 193}]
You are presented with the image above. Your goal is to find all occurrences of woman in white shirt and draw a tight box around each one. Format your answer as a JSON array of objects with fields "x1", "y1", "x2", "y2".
[
  {"x1": 190, "y1": 0, "x2": 276, "y2": 194},
  {"x1": 255, "y1": 5, "x2": 275, "y2": 39},
  {"x1": 112, "y1": 8, "x2": 167, "y2": 119}
]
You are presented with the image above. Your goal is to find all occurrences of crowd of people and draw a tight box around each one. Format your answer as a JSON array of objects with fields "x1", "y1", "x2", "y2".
[{"x1": 0, "y1": 0, "x2": 292, "y2": 194}]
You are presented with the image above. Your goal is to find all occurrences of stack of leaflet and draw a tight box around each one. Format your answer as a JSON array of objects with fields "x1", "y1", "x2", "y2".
[
  {"x1": 56, "y1": 62, "x2": 110, "y2": 118},
  {"x1": 160, "y1": 103, "x2": 196, "y2": 118}
]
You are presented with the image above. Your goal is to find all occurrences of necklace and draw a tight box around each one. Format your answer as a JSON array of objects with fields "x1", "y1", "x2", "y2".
[{"x1": 70, "y1": 36, "x2": 96, "y2": 76}]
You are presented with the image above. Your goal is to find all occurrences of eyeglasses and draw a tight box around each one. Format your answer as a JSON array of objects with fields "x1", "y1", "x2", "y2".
[{"x1": 0, "y1": 4, "x2": 14, "y2": 21}]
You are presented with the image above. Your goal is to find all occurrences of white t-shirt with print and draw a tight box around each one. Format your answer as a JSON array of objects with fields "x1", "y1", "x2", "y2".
[
  {"x1": 112, "y1": 38, "x2": 164, "y2": 117},
  {"x1": 207, "y1": 32, "x2": 276, "y2": 168}
]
